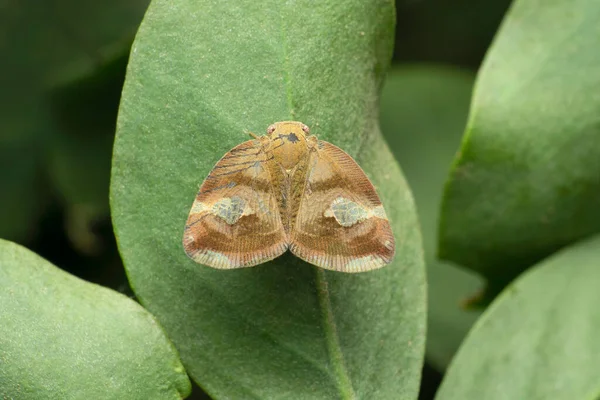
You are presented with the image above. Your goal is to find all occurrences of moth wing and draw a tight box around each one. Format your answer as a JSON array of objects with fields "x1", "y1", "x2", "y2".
[
  {"x1": 290, "y1": 140, "x2": 395, "y2": 272},
  {"x1": 183, "y1": 139, "x2": 287, "y2": 268}
]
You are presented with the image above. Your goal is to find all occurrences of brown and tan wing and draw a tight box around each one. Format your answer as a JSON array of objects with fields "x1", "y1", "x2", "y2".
[
  {"x1": 183, "y1": 139, "x2": 287, "y2": 268},
  {"x1": 290, "y1": 141, "x2": 395, "y2": 272}
]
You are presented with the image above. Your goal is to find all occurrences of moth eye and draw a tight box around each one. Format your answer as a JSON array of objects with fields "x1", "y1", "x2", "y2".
[
  {"x1": 301, "y1": 124, "x2": 310, "y2": 134},
  {"x1": 267, "y1": 124, "x2": 276, "y2": 134}
]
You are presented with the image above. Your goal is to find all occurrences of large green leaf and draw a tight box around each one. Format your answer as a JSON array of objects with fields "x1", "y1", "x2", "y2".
[
  {"x1": 438, "y1": 0, "x2": 600, "y2": 283},
  {"x1": 380, "y1": 65, "x2": 483, "y2": 371},
  {"x1": 112, "y1": 1, "x2": 426, "y2": 398},
  {"x1": 0, "y1": 239, "x2": 190, "y2": 399},
  {"x1": 435, "y1": 234, "x2": 600, "y2": 400}
]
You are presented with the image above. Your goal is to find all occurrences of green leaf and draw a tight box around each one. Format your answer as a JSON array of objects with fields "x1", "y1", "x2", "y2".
[
  {"x1": 111, "y1": 1, "x2": 426, "y2": 398},
  {"x1": 46, "y1": 50, "x2": 129, "y2": 253},
  {"x1": 0, "y1": 0, "x2": 148, "y2": 242},
  {"x1": 380, "y1": 65, "x2": 483, "y2": 371},
  {"x1": 0, "y1": 239, "x2": 190, "y2": 399},
  {"x1": 0, "y1": 140, "x2": 46, "y2": 241},
  {"x1": 1, "y1": 0, "x2": 148, "y2": 139},
  {"x1": 438, "y1": 0, "x2": 600, "y2": 283},
  {"x1": 435, "y1": 234, "x2": 600, "y2": 400}
]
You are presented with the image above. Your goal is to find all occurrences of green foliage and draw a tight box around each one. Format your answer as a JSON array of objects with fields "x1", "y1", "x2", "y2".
[
  {"x1": 394, "y1": 0, "x2": 511, "y2": 66},
  {"x1": 380, "y1": 65, "x2": 483, "y2": 371},
  {"x1": 439, "y1": 0, "x2": 600, "y2": 287},
  {"x1": 3, "y1": 0, "x2": 600, "y2": 398},
  {"x1": 0, "y1": 144, "x2": 43, "y2": 241},
  {"x1": 111, "y1": 1, "x2": 425, "y2": 398},
  {"x1": 0, "y1": 239, "x2": 190, "y2": 399},
  {"x1": 435, "y1": 235, "x2": 600, "y2": 400},
  {"x1": 0, "y1": 0, "x2": 147, "y2": 246}
]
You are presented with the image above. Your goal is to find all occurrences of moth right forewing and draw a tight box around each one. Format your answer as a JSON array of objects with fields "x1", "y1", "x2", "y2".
[{"x1": 290, "y1": 141, "x2": 395, "y2": 272}]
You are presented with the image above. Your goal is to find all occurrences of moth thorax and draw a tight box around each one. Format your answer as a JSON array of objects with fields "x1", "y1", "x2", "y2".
[{"x1": 273, "y1": 137, "x2": 308, "y2": 169}]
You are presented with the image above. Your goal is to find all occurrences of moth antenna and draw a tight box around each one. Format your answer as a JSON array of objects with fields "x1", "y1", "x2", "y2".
[{"x1": 248, "y1": 132, "x2": 260, "y2": 139}]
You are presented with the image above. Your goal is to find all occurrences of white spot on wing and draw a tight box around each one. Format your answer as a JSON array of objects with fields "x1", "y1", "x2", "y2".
[
  {"x1": 372, "y1": 205, "x2": 388, "y2": 220},
  {"x1": 325, "y1": 197, "x2": 389, "y2": 227},
  {"x1": 184, "y1": 235, "x2": 195, "y2": 245},
  {"x1": 211, "y1": 196, "x2": 254, "y2": 224},
  {"x1": 192, "y1": 250, "x2": 233, "y2": 269},
  {"x1": 190, "y1": 201, "x2": 208, "y2": 214},
  {"x1": 344, "y1": 255, "x2": 385, "y2": 272}
]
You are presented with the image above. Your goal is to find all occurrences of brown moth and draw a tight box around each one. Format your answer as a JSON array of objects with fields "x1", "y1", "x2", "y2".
[{"x1": 182, "y1": 121, "x2": 395, "y2": 272}]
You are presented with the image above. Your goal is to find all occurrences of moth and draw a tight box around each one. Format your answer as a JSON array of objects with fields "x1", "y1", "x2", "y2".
[{"x1": 182, "y1": 121, "x2": 395, "y2": 272}]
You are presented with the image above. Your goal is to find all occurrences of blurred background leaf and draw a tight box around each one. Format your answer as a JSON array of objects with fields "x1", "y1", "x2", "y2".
[
  {"x1": 0, "y1": 0, "x2": 147, "y2": 250},
  {"x1": 0, "y1": 0, "x2": 148, "y2": 294},
  {"x1": 0, "y1": 142, "x2": 46, "y2": 241},
  {"x1": 47, "y1": 48, "x2": 129, "y2": 254},
  {"x1": 435, "y1": 234, "x2": 600, "y2": 400},
  {"x1": 395, "y1": 0, "x2": 511, "y2": 67},
  {"x1": 380, "y1": 65, "x2": 484, "y2": 372},
  {"x1": 0, "y1": 239, "x2": 191, "y2": 400},
  {"x1": 438, "y1": 0, "x2": 600, "y2": 295}
]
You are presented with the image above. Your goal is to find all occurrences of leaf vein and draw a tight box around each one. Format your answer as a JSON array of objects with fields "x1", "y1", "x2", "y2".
[{"x1": 315, "y1": 268, "x2": 357, "y2": 400}]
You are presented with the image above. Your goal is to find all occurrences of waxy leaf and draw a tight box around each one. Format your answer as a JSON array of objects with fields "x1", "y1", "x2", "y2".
[
  {"x1": 0, "y1": 239, "x2": 190, "y2": 399},
  {"x1": 436, "y1": 234, "x2": 600, "y2": 400},
  {"x1": 380, "y1": 65, "x2": 483, "y2": 371},
  {"x1": 439, "y1": 0, "x2": 600, "y2": 283},
  {"x1": 112, "y1": 0, "x2": 426, "y2": 398}
]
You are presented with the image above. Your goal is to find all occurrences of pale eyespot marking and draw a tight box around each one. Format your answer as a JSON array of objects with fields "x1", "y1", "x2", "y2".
[{"x1": 211, "y1": 196, "x2": 254, "y2": 225}]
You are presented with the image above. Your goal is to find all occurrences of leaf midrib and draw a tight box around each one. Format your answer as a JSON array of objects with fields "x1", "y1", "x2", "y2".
[
  {"x1": 277, "y1": 12, "x2": 357, "y2": 398},
  {"x1": 315, "y1": 268, "x2": 357, "y2": 400}
]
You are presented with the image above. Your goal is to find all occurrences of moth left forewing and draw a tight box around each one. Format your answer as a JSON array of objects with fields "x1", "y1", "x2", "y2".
[
  {"x1": 183, "y1": 139, "x2": 287, "y2": 269},
  {"x1": 290, "y1": 140, "x2": 395, "y2": 272}
]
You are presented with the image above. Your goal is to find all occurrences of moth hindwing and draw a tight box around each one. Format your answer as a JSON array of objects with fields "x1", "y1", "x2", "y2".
[{"x1": 183, "y1": 121, "x2": 395, "y2": 272}]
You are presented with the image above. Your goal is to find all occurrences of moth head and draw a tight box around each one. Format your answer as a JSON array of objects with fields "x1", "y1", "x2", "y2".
[
  {"x1": 267, "y1": 121, "x2": 311, "y2": 169},
  {"x1": 266, "y1": 121, "x2": 310, "y2": 140}
]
